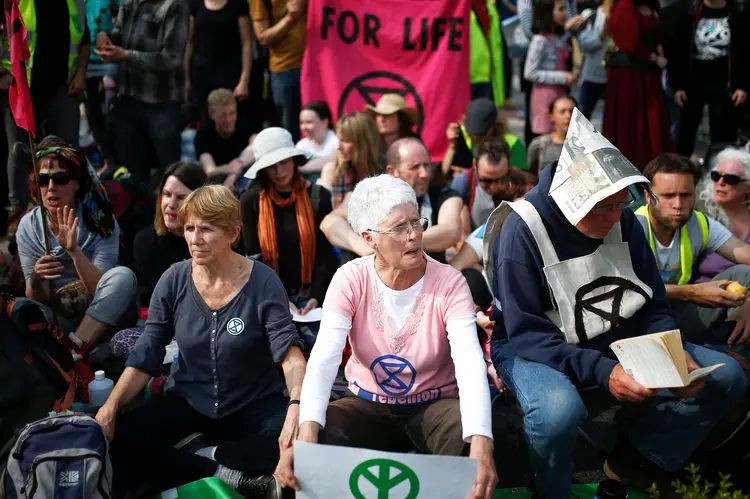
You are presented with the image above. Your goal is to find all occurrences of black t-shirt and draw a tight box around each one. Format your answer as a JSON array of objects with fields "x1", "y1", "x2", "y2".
[
  {"x1": 189, "y1": 0, "x2": 249, "y2": 66},
  {"x1": 417, "y1": 183, "x2": 461, "y2": 263},
  {"x1": 32, "y1": 0, "x2": 90, "y2": 96},
  {"x1": 133, "y1": 227, "x2": 192, "y2": 303},
  {"x1": 194, "y1": 124, "x2": 252, "y2": 166},
  {"x1": 240, "y1": 184, "x2": 337, "y2": 303},
  {"x1": 693, "y1": 5, "x2": 731, "y2": 88}
]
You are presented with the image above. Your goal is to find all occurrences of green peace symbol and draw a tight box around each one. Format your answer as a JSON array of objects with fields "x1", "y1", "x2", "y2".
[{"x1": 349, "y1": 458, "x2": 420, "y2": 499}]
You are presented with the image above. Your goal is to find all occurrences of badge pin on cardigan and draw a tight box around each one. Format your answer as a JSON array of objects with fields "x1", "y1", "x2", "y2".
[{"x1": 227, "y1": 318, "x2": 245, "y2": 336}]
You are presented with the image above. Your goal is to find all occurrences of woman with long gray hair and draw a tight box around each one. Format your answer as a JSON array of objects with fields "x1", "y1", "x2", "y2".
[{"x1": 695, "y1": 148, "x2": 750, "y2": 282}]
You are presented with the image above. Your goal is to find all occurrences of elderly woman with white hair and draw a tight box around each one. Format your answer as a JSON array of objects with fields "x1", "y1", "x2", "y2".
[
  {"x1": 696, "y1": 148, "x2": 750, "y2": 283},
  {"x1": 273, "y1": 174, "x2": 498, "y2": 499}
]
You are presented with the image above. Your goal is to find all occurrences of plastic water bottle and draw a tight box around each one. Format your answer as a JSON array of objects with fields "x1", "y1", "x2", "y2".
[{"x1": 88, "y1": 371, "x2": 114, "y2": 408}]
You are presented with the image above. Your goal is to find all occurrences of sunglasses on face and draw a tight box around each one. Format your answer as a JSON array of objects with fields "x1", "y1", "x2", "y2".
[
  {"x1": 478, "y1": 176, "x2": 504, "y2": 185},
  {"x1": 711, "y1": 170, "x2": 745, "y2": 186},
  {"x1": 39, "y1": 171, "x2": 75, "y2": 186}
]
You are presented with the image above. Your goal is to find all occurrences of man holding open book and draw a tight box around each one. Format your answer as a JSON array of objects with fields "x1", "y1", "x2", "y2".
[{"x1": 483, "y1": 110, "x2": 746, "y2": 498}]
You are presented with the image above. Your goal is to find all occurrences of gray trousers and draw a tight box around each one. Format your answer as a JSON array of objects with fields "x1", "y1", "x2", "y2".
[
  {"x1": 670, "y1": 265, "x2": 750, "y2": 344},
  {"x1": 38, "y1": 266, "x2": 138, "y2": 334},
  {"x1": 1, "y1": 86, "x2": 80, "y2": 208}
]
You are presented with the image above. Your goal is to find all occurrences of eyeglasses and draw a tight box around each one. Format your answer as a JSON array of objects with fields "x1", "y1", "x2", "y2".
[
  {"x1": 39, "y1": 171, "x2": 74, "y2": 186},
  {"x1": 369, "y1": 217, "x2": 429, "y2": 241},
  {"x1": 589, "y1": 198, "x2": 635, "y2": 215},
  {"x1": 478, "y1": 176, "x2": 504, "y2": 185},
  {"x1": 711, "y1": 170, "x2": 745, "y2": 186}
]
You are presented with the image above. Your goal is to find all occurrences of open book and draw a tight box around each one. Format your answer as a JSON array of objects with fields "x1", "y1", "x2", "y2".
[{"x1": 610, "y1": 330, "x2": 724, "y2": 388}]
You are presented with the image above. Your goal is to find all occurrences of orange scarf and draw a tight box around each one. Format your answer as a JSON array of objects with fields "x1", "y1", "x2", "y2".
[{"x1": 258, "y1": 175, "x2": 316, "y2": 292}]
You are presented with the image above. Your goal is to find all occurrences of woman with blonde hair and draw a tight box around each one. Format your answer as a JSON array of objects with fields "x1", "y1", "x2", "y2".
[
  {"x1": 318, "y1": 111, "x2": 384, "y2": 207},
  {"x1": 696, "y1": 148, "x2": 750, "y2": 282},
  {"x1": 97, "y1": 185, "x2": 306, "y2": 499}
]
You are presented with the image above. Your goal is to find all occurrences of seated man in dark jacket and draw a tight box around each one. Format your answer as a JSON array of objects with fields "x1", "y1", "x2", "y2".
[{"x1": 485, "y1": 113, "x2": 746, "y2": 498}]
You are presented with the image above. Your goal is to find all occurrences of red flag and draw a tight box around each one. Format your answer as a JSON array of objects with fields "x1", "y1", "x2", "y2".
[{"x1": 4, "y1": 0, "x2": 35, "y2": 137}]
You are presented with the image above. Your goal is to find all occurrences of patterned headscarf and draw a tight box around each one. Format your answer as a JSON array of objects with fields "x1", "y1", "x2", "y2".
[{"x1": 35, "y1": 135, "x2": 115, "y2": 237}]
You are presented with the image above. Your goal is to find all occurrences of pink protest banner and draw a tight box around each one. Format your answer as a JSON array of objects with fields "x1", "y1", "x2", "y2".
[{"x1": 301, "y1": 0, "x2": 471, "y2": 162}]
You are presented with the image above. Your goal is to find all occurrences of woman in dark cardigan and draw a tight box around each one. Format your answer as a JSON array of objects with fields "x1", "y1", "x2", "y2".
[{"x1": 240, "y1": 128, "x2": 336, "y2": 334}]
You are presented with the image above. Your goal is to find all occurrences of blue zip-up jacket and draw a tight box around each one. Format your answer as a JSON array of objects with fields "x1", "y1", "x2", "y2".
[{"x1": 489, "y1": 164, "x2": 676, "y2": 388}]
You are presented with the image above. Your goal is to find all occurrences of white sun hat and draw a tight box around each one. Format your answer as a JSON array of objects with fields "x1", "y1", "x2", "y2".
[{"x1": 244, "y1": 127, "x2": 311, "y2": 180}]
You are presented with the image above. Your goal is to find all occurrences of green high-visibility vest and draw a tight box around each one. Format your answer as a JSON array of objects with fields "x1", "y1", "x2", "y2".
[
  {"x1": 470, "y1": 0, "x2": 505, "y2": 108},
  {"x1": 1, "y1": 0, "x2": 87, "y2": 86},
  {"x1": 634, "y1": 205, "x2": 709, "y2": 285}
]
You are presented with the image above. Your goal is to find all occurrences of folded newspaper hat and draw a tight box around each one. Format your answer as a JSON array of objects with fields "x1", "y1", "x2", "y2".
[{"x1": 550, "y1": 108, "x2": 655, "y2": 226}]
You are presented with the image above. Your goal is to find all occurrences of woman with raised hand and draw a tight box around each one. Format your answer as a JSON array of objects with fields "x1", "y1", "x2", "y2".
[
  {"x1": 275, "y1": 174, "x2": 498, "y2": 499},
  {"x1": 97, "y1": 185, "x2": 306, "y2": 499},
  {"x1": 15, "y1": 135, "x2": 137, "y2": 354}
]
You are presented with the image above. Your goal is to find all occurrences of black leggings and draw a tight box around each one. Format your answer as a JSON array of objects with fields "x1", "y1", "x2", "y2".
[
  {"x1": 677, "y1": 82, "x2": 743, "y2": 157},
  {"x1": 110, "y1": 392, "x2": 287, "y2": 496}
]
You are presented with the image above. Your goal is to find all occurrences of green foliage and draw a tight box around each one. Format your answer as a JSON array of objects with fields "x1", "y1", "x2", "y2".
[{"x1": 647, "y1": 463, "x2": 749, "y2": 499}]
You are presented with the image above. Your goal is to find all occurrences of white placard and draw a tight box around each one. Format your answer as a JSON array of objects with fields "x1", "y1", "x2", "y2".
[
  {"x1": 294, "y1": 441, "x2": 478, "y2": 499},
  {"x1": 291, "y1": 307, "x2": 323, "y2": 323}
]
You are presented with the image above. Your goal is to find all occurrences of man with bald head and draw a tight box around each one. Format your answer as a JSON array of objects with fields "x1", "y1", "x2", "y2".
[{"x1": 320, "y1": 137, "x2": 463, "y2": 263}]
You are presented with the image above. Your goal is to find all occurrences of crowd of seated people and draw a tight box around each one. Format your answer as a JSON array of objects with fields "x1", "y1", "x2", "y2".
[
  {"x1": 4, "y1": 0, "x2": 750, "y2": 494},
  {"x1": 8, "y1": 97, "x2": 750, "y2": 499}
]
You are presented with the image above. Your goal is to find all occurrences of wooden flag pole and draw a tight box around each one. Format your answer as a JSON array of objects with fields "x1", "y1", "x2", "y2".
[{"x1": 27, "y1": 131, "x2": 52, "y2": 255}]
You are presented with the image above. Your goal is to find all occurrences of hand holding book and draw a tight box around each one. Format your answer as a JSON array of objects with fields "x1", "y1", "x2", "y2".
[
  {"x1": 670, "y1": 352, "x2": 706, "y2": 399},
  {"x1": 608, "y1": 364, "x2": 653, "y2": 402},
  {"x1": 610, "y1": 330, "x2": 724, "y2": 390}
]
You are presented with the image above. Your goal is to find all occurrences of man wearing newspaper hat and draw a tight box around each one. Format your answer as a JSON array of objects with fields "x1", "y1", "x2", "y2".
[{"x1": 483, "y1": 110, "x2": 745, "y2": 497}]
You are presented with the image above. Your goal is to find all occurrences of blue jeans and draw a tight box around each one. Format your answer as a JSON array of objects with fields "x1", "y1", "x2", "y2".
[
  {"x1": 491, "y1": 340, "x2": 746, "y2": 499},
  {"x1": 270, "y1": 68, "x2": 301, "y2": 143}
]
